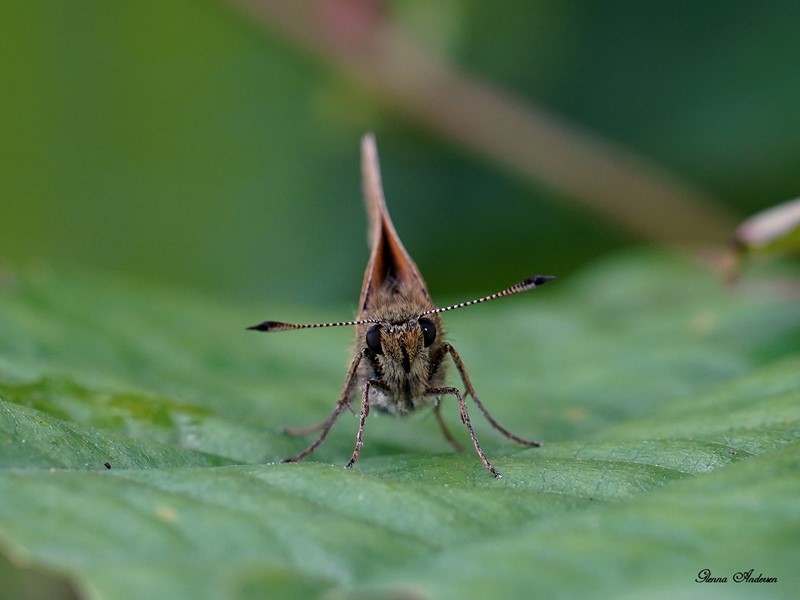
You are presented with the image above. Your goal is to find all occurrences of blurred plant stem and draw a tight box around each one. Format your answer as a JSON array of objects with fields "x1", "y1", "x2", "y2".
[{"x1": 225, "y1": 0, "x2": 738, "y2": 246}]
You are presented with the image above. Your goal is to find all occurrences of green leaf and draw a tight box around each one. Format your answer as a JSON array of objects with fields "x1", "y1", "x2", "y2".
[{"x1": 0, "y1": 254, "x2": 798, "y2": 599}]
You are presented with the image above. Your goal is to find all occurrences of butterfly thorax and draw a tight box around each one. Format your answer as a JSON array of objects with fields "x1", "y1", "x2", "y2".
[{"x1": 356, "y1": 288, "x2": 446, "y2": 415}]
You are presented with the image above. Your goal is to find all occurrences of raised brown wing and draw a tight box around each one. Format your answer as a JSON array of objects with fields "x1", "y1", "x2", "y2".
[{"x1": 358, "y1": 134, "x2": 431, "y2": 312}]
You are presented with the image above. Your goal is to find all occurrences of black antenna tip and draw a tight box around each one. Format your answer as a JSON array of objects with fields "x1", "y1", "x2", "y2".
[
  {"x1": 525, "y1": 275, "x2": 556, "y2": 287},
  {"x1": 247, "y1": 321, "x2": 285, "y2": 332}
]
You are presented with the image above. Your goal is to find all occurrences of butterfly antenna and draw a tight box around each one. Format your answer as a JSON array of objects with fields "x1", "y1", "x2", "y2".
[
  {"x1": 247, "y1": 318, "x2": 380, "y2": 333},
  {"x1": 421, "y1": 275, "x2": 555, "y2": 317}
]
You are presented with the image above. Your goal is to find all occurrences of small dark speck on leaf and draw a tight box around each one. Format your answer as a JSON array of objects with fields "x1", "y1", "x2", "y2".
[{"x1": 104, "y1": 462, "x2": 111, "y2": 469}]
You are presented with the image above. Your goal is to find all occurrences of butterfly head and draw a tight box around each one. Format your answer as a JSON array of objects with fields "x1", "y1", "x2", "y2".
[{"x1": 363, "y1": 315, "x2": 438, "y2": 373}]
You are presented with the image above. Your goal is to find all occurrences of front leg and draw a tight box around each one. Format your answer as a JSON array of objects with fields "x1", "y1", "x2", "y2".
[
  {"x1": 283, "y1": 347, "x2": 369, "y2": 462},
  {"x1": 427, "y1": 344, "x2": 463, "y2": 452},
  {"x1": 427, "y1": 385, "x2": 501, "y2": 477},
  {"x1": 433, "y1": 397, "x2": 464, "y2": 453},
  {"x1": 434, "y1": 342, "x2": 540, "y2": 448},
  {"x1": 346, "y1": 379, "x2": 389, "y2": 469}
]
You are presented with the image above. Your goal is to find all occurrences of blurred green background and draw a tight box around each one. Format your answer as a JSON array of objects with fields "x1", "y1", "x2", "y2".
[{"x1": 3, "y1": 0, "x2": 800, "y2": 307}]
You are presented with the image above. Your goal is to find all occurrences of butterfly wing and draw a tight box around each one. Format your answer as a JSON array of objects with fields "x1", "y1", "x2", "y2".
[{"x1": 358, "y1": 134, "x2": 431, "y2": 312}]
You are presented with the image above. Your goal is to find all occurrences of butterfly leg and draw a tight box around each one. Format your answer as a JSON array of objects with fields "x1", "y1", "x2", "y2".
[
  {"x1": 442, "y1": 342, "x2": 540, "y2": 447},
  {"x1": 433, "y1": 397, "x2": 465, "y2": 452},
  {"x1": 427, "y1": 385, "x2": 500, "y2": 477},
  {"x1": 346, "y1": 379, "x2": 387, "y2": 469},
  {"x1": 283, "y1": 347, "x2": 367, "y2": 462},
  {"x1": 428, "y1": 344, "x2": 464, "y2": 452}
]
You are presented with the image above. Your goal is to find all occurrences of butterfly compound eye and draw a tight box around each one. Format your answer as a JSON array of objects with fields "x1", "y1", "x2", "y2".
[
  {"x1": 366, "y1": 325, "x2": 383, "y2": 354},
  {"x1": 418, "y1": 318, "x2": 437, "y2": 347}
]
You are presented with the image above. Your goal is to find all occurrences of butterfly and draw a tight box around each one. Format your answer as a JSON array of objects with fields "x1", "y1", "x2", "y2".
[{"x1": 249, "y1": 134, "x2": 554, "y2": 477}]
